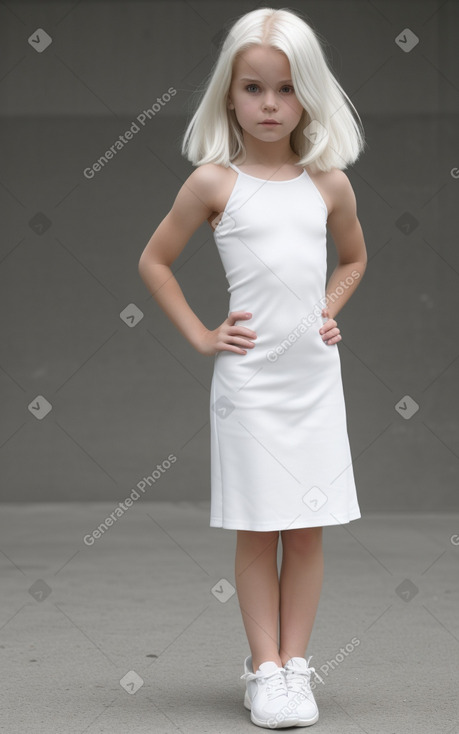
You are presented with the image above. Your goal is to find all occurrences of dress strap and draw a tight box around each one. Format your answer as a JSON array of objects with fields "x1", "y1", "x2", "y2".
[{"x1": 228, "y1": 162, "x2": 241, "y2": 173}]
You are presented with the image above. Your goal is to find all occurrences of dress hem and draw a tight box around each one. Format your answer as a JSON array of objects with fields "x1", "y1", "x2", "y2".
[{"x1": 209, "y1": 510, "x2": 361, "y2": 531}]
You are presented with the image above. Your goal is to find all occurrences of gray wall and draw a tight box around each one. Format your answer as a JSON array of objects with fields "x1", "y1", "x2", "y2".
[{"x1": 1, "y1": 0, "x2": 458, "y2": 506}]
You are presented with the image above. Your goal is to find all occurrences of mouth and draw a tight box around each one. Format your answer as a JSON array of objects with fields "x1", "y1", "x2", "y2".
[{"x1": 260, "y1": 120, "x2": 280, "y2": 125}]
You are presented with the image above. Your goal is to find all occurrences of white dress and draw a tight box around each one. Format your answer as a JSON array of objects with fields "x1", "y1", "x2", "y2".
[{"x1": 209, "y1": 161, "x2": 361, "y2": 531}]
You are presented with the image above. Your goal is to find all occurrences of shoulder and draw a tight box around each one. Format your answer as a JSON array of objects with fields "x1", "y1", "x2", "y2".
[
  {"x1": 306, "y1": 167, "x2": 354, "y2": 196},
  {"x1": 306, "y1": 167, "x2": 356, "y2": 216},
  {"x1": 185, "y1": 163, "x2": 230, "y2": 200}
]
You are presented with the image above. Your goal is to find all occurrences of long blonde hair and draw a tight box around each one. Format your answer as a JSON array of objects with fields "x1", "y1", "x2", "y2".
[{"x1": 181, "y1": 7, "x2": 365, "y2": 172}]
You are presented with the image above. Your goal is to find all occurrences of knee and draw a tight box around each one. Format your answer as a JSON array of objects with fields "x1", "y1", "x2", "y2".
[
  {"x1": 237, "y1": 529, "x2": 279, "y2": 553},
  {"x1": 281, "y1": 527, "x2": 322, "y2": 554}
]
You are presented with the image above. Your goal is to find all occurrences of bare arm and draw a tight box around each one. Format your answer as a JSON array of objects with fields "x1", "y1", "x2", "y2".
[
  {"x1": 138, "y1": 167, "x2": 214, "y2": 351},
  {"x1": 324, "y1": 170, "x2": 367, "y2": 319},
  {"x1": 138, "y1": 165, "x2": 257, "y2": 356},
  {"x1": 318, "y1": 169, "x2": 367, "y2": 344}
]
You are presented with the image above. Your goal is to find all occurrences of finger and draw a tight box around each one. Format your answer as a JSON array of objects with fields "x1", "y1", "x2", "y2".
[
  {"x1": 216, "y1": 342, "x2": 247, "y2": 354},
  {"x1": 217, "y1": 327, "x2": 256, "y2": 353},
  {"x1": 321, "y1": 334, "x2": 339, "y2": 345},
  {"x1": 228, "y1": 337, "x2": 255, "y2": 348},
  {"x1": 319, "y1": 320, "x2": 337, "y2": 334},
  {"x1": 228, "y1": 325, "x2": 257, "y2": 338},
  {"x1": 217, "y1": 343, "x2": 249, "y2": 355},
  {"x1": 227, "y1": 310, "x2": 252, "y2": 325},
  {"x1": 322, "y1": 328, "x2": 340, "y2": 340}
]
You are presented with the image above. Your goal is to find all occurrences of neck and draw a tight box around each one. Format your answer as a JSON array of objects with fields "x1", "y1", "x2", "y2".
[{"x1": 237, "y1": 132, "x2": 299, "y2": 168}]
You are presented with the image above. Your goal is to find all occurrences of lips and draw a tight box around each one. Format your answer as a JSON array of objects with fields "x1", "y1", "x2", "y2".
[{"x1": 261, "y1": 120, "x2": 280, "y2": 124}]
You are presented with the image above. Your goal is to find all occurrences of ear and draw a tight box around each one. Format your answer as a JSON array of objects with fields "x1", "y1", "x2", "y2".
[{"x1": 227, "y1": 98, "x2": 235, "y2": 109}]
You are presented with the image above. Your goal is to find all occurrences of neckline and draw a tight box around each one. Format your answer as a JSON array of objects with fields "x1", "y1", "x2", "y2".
[{"x1": 229, "y1": 161, "x2": 307, "y2": 183}]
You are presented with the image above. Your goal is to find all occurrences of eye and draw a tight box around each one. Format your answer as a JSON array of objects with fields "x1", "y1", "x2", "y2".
[{"x1": 245, "y1": 84, "x2": 294, "y2": 94}]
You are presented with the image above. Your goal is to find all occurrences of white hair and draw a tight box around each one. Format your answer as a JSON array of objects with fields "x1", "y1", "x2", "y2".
[{"x1": 181, "y1": 7, "x2": 366, "y2": 172}]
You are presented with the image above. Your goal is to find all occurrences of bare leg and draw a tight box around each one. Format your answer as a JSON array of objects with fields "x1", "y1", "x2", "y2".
[
  {"x1": 235, "y1": 529, "x2": 281, "y2": 672},
  {"x1": 278, "y1": 527, "x2": 324, "y2": 666}
]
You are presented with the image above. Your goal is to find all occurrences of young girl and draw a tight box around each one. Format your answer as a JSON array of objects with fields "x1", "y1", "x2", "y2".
[{"x1": 139, "y1": 7, "x2": 367, "y2": 729}]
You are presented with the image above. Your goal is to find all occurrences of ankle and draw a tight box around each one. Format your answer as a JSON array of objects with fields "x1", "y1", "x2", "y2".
[{"x1": 252, "y1": 656, "x2": 283, "y2": 672}]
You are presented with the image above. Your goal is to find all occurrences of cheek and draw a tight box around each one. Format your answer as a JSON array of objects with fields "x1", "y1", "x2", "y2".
[
  {"x1": 289, "y1": 100, "x2": 304, "y2": 121},
  {"x1": 236, "y1": 98, "x2": 257, "y2": 119}
]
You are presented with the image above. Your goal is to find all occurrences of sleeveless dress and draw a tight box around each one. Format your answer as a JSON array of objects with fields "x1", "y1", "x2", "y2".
[{"x1": 209, "y1": 161, "x2": 361, "y2": 531}]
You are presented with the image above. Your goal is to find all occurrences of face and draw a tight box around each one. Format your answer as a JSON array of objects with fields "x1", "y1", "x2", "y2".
[{"x1": 228, "y1": 44, "x2": 304, "y2": 144}]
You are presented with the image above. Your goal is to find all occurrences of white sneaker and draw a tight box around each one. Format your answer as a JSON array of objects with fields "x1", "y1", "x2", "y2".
[
  {"x1": 240, "y1": 655, "x2": 300, "y2": 729},
  {"x1": 283, "y1": 656, "x2": 323, "y2": 726}
]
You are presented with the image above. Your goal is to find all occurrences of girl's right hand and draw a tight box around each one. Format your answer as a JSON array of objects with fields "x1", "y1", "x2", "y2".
[{"x1": 196, "y1": 311, "x2": 257, "y2": 356}]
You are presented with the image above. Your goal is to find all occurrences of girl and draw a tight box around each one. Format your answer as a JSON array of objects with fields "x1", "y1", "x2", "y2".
[{"x1": 139, "y1": 7, "x2": 367, "y2": 730}]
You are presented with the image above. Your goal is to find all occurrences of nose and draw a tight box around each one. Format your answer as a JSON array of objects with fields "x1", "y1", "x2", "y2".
[{"x1": 262, "y1": 87, "x2": 278, "y2": 110}]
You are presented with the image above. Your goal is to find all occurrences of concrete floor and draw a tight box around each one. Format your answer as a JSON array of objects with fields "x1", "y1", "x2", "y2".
[{"x1": 1, "y1": 503, "x2": 458, "y2": 733}]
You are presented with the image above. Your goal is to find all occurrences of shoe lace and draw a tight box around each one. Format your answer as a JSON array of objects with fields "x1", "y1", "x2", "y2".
[
  {"x1": 285, "y1": 662, "x2": 324, "y2": 695},
  {"x1": 240, "y1": 668, "x2": 288, "y2": 700}
]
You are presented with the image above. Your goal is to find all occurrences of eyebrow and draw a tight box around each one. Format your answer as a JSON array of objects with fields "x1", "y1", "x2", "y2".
[{"x1": 238, "y1": 77, "x2": 293, "y2": 83}]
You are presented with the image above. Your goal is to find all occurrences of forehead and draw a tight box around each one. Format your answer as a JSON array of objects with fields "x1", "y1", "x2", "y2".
[{"x1": 232, "y1": 45, "x2": 292, "y2": 80}]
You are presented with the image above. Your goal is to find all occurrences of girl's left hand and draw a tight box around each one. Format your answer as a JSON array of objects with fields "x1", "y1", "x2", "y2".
[{"x1": 319, "y1": 308, "x2": 342, "y2": 345}]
